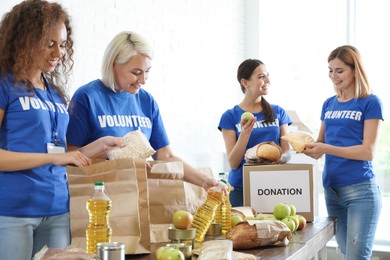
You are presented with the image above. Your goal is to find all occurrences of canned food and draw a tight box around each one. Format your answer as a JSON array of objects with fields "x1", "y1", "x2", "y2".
[
  {"x1": 166, "y1": 243, "x2": 192, "y2": 260},
  {"x1": 96, "y1": 242, "x2": 125, "y2": 260},
  {"x1": 168, "y1": 227, "x2": 196, "y2": 249}
]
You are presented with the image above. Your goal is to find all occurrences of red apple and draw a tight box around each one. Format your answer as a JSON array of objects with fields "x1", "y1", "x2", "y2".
[
  {"x1": 297, "y1": 215, "x2": 307, "y2": 230},
  {"x1": 273, "y1": 203, "x2": 291, "y2": 220},
  {"x1": 172, "y1": 210, "x2": 193, "y2": 229}
]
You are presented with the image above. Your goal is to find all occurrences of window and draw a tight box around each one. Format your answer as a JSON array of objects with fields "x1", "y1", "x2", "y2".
[{"x1": 249, "y1": 0, "x2": 390, "y2": 248}]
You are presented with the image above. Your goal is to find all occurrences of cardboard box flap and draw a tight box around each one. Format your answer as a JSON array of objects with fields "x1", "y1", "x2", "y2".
[{"x1": 287, "y1": 110, "x2": 313, "y2": 134}]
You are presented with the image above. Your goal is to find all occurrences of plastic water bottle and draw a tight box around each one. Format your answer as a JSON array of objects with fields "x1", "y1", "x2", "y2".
[{"x1": 86, "y1": 182, "x2": 112, "y2": 254}]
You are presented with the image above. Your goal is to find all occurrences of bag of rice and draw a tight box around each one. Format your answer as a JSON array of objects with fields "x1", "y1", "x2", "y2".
[{"x1": 107, "y1": 129, "x2": 156, "y2": 159}]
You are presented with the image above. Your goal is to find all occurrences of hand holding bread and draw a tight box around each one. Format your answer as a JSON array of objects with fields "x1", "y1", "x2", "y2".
[{"x1": 281, "y1": 131, "x2": 314, "y2": 153}]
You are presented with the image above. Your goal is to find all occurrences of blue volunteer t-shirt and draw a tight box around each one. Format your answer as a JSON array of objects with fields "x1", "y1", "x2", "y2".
[
  {"x1": 218, "y1": 105, "x2": 292, "y2": 189},
  {"x1": 321, "y1": 95, "x2": 383, "y2": 188},
  {"x1": 0, "y1": 74, "x2": 69, "y2": 217},
  {"x1": 67, "y1": 79, "x2": 169, "y2": 150}
]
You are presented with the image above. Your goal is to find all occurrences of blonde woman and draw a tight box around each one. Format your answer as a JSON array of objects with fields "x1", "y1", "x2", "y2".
[{"x1": 304, "y1": 45, "x2": 383, "y2": 259}]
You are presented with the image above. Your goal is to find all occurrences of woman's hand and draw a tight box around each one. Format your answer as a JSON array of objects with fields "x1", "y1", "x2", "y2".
[
  {"x1": 303, "y1": 143, "x2": 325, "y2": 159},
  {"x1": 51, "y1": 151, "x2": 92, "y2": 167},
  {"x1": 202, "y1": 177, "x2": 229, "y2": 196}
]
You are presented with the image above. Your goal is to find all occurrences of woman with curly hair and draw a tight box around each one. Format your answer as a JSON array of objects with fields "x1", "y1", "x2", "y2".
[{"x1": 0, "y1": 1, "x2": 123, "y2": 259}]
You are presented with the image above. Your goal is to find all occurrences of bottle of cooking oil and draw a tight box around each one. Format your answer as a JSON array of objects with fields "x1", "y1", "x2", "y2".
[
  {"x1": 219, "y1": 179, "x2": 232, "y2": 236},
  {"x1": 190, "y1": 182, "x2": 224, "y2": 246},
  {"x1": 86, "y1": 182, "x2": 112, "y2": 254}
]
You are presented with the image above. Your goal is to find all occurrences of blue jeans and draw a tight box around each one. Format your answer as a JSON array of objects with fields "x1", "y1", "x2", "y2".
[
  {"x1": 0, "y1": 213, "x2": 71, "y2": 260},
  {"x1": 230, "y1": 187, "x2": 244, "y2": 207},
  {"x1": 324, "y1": 178, "x2": 382, "y2": 260}
]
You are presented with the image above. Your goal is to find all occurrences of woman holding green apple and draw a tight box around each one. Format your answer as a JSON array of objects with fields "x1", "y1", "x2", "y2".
[{"x1": 218, "y1": 59, "x2": 292, "y2": 207}]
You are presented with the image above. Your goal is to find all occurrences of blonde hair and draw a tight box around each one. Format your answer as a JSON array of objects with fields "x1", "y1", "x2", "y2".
[
  {"x1": 101, "y1": 31, "x2": 154, "y2": 91},
  {"x1": 328, "y1": 45, "x2": 371, "y2": 98}
]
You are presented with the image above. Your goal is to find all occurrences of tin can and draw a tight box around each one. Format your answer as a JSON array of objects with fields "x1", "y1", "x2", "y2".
[
  {"x1": 96, "y1": 242, "x2": 125, "y2": 260},
  {"x1": 168, "y1": 227, "x2": 196, "y2": 249},
  {"x1": 166, "y1": 243, "x2": 192, "y2": 260}
]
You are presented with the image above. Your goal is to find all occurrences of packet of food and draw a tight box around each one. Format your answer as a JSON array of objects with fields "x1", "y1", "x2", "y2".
[
  {"x1": 107, "y1": 128, "x2": 156, "y2": 159},
  {"x1": 34, "y1": 245, "x2": 99, "y2": 260},
  {"x1": 198, "y1": 240, "x2": 233, "y2": 260}
]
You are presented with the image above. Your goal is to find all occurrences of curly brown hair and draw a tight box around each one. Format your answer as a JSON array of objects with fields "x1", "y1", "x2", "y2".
[{"x1": 0, "y1": 0, "x2": 74, "y2": 103}]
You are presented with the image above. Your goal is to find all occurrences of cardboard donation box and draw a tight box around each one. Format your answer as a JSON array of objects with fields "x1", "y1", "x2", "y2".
[{"x1": 243, "y1": 163, "x2": 314, "y2": 222}]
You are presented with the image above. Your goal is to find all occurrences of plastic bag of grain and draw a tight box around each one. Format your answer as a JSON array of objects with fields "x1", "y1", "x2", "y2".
[{"x1": 107, "y1": 129, "x2": 156, "y2": 159}]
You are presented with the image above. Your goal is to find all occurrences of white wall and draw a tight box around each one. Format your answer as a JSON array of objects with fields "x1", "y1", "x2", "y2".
[{"x1": 1, "y1": 0, "x2": 248, "y2": 175}]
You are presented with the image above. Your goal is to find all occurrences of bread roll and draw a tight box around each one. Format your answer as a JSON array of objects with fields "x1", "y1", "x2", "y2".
[
  {"x1": 281, "y1": 131, "x2": 314, "y2": 153},
  {"x1": 256, "y1": 142, "x2": 282, "y2": 161}
]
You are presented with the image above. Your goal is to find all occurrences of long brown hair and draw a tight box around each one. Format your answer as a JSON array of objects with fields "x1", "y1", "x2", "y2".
[
  {"x1": 237, "y1": 59, "x2": 275, "y2": 123},
  {"x1": 328, "y1": 45, "x2": 371, "y2": 98},
  {"x1": 0, "y1": 0, "x2": 74, "y2": 102}
]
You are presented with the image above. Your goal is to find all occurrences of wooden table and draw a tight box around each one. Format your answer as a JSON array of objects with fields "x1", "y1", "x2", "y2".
[{"x1": 126, "y1": 216, "x2": 336, "y2": 260}]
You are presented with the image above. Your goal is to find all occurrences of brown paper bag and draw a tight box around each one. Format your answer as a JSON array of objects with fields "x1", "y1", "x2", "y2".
[
  {"x1": 67, "y1": 158, "x2": 150, "y2": 255},
  {"x1": 147, "y1": 161, "x2": 211, "y2": 243}
]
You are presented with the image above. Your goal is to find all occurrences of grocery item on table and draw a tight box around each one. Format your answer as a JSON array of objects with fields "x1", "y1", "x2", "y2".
[
  {"x1": 168, "y1": 227, "x2": 196, "y2": 249},
  {"x1": 34, "y1": 245, "x2": 98, "y2": 260},
  {"x1": 226, "y1": 220, "x2": 292, "y2": 250},
  {"x1": 96, "y1": 242, "x2": 125, "y2": 260},
  {"x1": 197, "y1": 240, "x2": 233, "y2": 260},
  {"x1": 220, "y1": 180, "x2": 232, "y2": 235},
  {"x1": 190, "y1": 182, "x2": 225, "y2": 244},
  {"x1": 86, "y1": 182, "x2": 112, "y2": 254}
]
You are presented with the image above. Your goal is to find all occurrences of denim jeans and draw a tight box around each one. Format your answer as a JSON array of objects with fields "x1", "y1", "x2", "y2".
[
  {"x1": 324, "y1": 178, "x2": 382, "y2": 260},
  {"x1": 229, "y1": 187, "x2": 243, "y2": 207},
  {"x1": 0, "y1": 213, "x2": 71, "y2": 260}
]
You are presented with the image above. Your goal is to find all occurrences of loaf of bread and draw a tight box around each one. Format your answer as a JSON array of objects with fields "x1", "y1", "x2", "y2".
[
  {"x1": 245, "y1": 141, "x2": 282, "y2": 163},
  {"x1": 281, "y1": 131, "x2": 314, "y2": 153},
  {"x1": 226, "y1": 220, "x2": 292, "y2": 250},
  {"x1": 256, "y1": 142, "x2": 282, "y2": 161}
]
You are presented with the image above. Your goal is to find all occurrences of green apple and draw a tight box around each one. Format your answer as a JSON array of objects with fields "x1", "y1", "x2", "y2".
[
  {"x1": 241, "y1": 112, "x2": 254, "y2": 125},
  {"x1": 161, "y1": 248, "x2": 185, "y2": 260},
  {"x1": 273, "y1": 203, "x2": 291, "y2": 220},
  {"x1": 257, "y1": 213, "x2": 276, "y2": 220},
  {"x1": 289, "y1": 204, "x2": 296, "y2": 216},
  {"x1": 281, "y1": 217, "x2": 296, "y2": 232},
  {"x1": 288, "y1": 215, "x2": 299, "y2": 231},
  {"x1": 231, "y1": 215, "x2": 244, "y2": 227},
  {"x1": 172, "y1": 210, "x2": 193, "y2": 229},
  {"x1": 244, "y1": 216, "x2": 258, "y2": 221},
  {"x1": 156, "y1": 246, "x2": 176, "y2": 260}
]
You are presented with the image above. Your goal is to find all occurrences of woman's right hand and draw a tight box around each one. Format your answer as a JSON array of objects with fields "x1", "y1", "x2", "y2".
[{"x1": 240, "y1": 116, "x2": 256, "y2": 137}]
